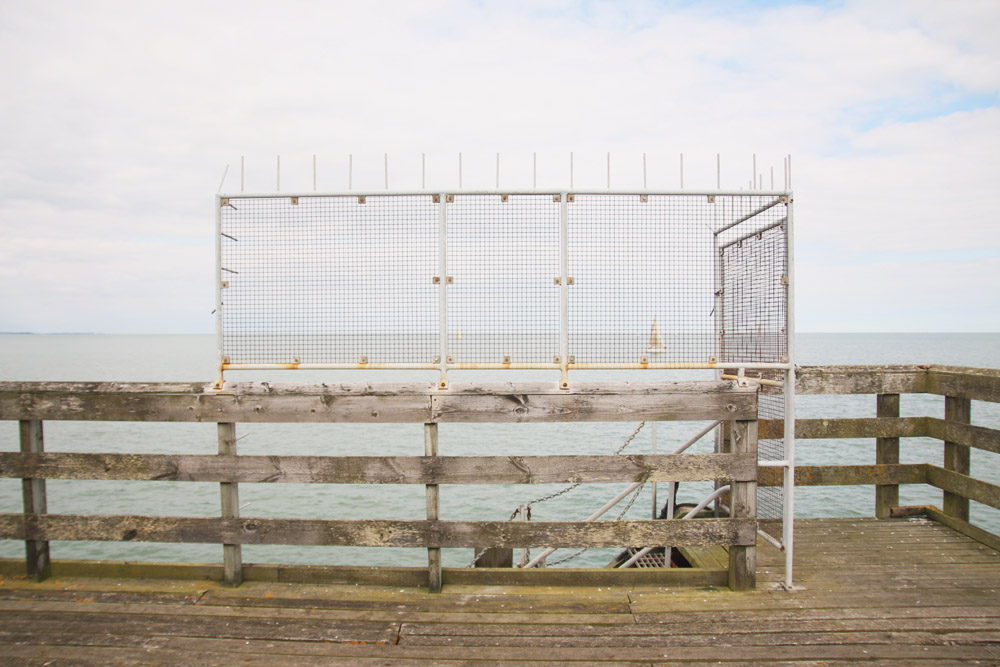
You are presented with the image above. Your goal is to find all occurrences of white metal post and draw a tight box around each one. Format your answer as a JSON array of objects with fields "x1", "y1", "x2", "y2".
[
  {"x1": 438, "y1": 194, "x2": 449, "y2": 389},
  {"x1": 559, "y1": 192, "x2": 570, "y2": 389},
  {"x1": 214, "y1": 194, "x2": 224, "y2": 388},
  {"x1": 783, "y1": 193, "x2": 797, "y2": 589}
]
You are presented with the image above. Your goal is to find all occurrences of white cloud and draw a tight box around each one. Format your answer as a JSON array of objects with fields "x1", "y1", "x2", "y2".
[{"x1": 0, "y1": 0, "x2": 997, "y2": 332}]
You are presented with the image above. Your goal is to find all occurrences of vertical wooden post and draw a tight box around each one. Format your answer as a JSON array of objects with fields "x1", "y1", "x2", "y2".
[
  {"x1": 729, "y1": 419, "x2": 757, "y2": 591},
  {"x1": 218, "y1": 422, "x2": 243, "y2": 586},
  {"x1": 875, "y1": 393, "x2": 900, "y2": 519},
  {"x1": 943, "y1": 396, "x2": 971, "y2": 522},
  {"x1": 424, "y1": 423, "x2": 442, "y2": 593},
  {"x1": 20, "y1": 420, "x2": 50, "y2": 581}
]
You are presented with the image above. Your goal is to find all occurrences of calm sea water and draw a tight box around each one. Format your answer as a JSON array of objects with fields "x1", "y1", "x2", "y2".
[{"x1": 1, "y1": 333, "x2": 997, "y2": 568}]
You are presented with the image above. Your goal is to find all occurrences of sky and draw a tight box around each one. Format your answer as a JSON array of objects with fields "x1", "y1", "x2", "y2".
[{"x1": 0, "y1": 0, "x2": 997, "y2": 334}]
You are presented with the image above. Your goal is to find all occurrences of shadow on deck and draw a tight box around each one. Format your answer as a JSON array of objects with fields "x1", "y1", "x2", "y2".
[{"x1": 1, "y1": 517, "x2": 998, "y2": 665}]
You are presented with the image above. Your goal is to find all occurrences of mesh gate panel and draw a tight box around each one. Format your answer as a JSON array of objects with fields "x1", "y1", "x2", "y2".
[
  {"x1": 221, "y1": 195, "x2": 439, "y2": 365},
  {"x1": 447, "y1": 195, "x2": 561, "y2": 364},
  {"x1": 567, "y1": 194, "x2": 718, "y2": 364}
]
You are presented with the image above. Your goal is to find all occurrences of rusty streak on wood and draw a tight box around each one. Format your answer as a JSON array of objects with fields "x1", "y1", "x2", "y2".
[
  {"x1": 0, "y1": 514, "x2": 757, "y2": 548},
  {"x1": 757, "y1": 463, "x2": 926, "y2": 488},
  {"x1": 0, "y1": 452, "x2": 757, "y2": 485},
  {"x1": 0, "y1": 381, "x2": 757, "y2": 423}
]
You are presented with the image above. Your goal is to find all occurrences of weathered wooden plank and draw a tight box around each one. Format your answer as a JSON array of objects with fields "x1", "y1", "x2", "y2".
[
  {"x1": 424, "y1": 423, "x2": 441, "y2": 594},
  {"x1": 757, "y1": 463, "x2": 926, "y2": 487},
  {"x1": 0, "y1": 452, "x2": 756, "y2": 485},
  {"x1": 0, "y1": 452, "x2": 756, "y2": 484},
  {"x1": 0, "y1": 514, "x2": 756, "y2": 548},
  {"x1": 18, "y1": 420, "x2": 49, "y2": 582},
  {"x1": 923, "y1": 506, "x2": 1000, "y2": 553},
  {"x1": 925, "y1": 465, "x2": 1000, "y2": 511},
  {"x1": 876, "y1": 393, "x2": 900, "y2": 518},
  {"x1": 943, "y1": 396, "x2": 972, "y2": 521},
  {"x1": 925, "y1": 417, "x2": 1000, "y2": 454},
  {"x1": 431, "y1": 384, "x2": 757, "y2": 422},
  {"x1": 728, "y1": 420, "x2": 757, "y2": 591},
  {"x1": 218, "y1": 422, "x2": 242, "y2": 587},
  {"x1": 925, "y1": 366, "x2": 1000, "y2": 402},
  {"x1": 759, "y1": 416, "x2": 927, "y2": 440},
  {"x1": 0, "y1": 381, "x2": 756, "y2": 423},
  {"x1": 794, "y1": 365, "x2": 929, "y2": 395}
]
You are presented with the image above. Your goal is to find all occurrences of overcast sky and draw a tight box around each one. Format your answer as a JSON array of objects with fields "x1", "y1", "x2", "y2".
[{"x1": 0, "y1": 0, "x2": 997, "y2": 334}]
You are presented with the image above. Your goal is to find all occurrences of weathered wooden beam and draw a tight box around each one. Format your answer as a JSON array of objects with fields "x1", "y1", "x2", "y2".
[
  {"x1": 757, "y1": 463, "x2": 927, "y2": 487},
  {"x1": 924, "y1": 418, "x2": 1000, "y2": 455},
  {"x1": 18, "y1": 420, "x2": 49, "y2": 581},
  {"x1": 729, "y1": 420, "x2": 757, "y2": 592},
  {"x1": 760, "y1": 417, "x2": 928, "y2": 440},
  {"x1": 424, "y1": 424, "x2": 441, "y2": 594},
  {"x1": 925, "y1": 366, "x2": 1000, "y2": 402},
  {"x1": 925, "y1": 465, "x2": 1000, "y2": 512},
  {"x1": 923, "y1": 506, "x2": 1000, "y2": 553},
  {"x1": 943, "y1": 396, "x2": 972, "y2": 521},
  {"x1": 0, "y1": 452, "x2": 757, "y2": 485},
  {"x1": 218, "y1": 423, "x2": 242, "y2": 587},
  {"x1": 795, "y1": 366, "x2": 929, "y2": 395},
  {"x1": 0, "y1": 381, "x2": 757, "y2": 423},
  {"x1": 0, "y1": 514, "x2": 757, "y2": 548},
  {"x1": 876, "y1": 394, "x2": 900, "y2": 519}
]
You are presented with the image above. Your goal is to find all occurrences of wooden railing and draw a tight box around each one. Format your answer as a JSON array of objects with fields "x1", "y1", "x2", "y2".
[
  {"x1": 0, "y1": 380, "x2": 760, "y2": 592},
  {"x1": 759, "y1": 365, "x2": 1000, "y2": 551}
]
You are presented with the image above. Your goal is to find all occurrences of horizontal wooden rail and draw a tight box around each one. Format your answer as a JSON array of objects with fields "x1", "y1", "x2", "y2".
[
  {"x1": 0, "y1": 452, "x2": 757, "y2": 485},
  {"x1": 924, "y1": 465, "x2": 1000, "y2": 512},
  {"x1": 925, "y1": 418, "x2": 1000, "y2": 455},
  {"x1": 757, "y1": 463, "x2": 926, "y2": 488},
  {"x1": 796, "y1": 365, "x2": 1000, "y2": 402},
  {"x1": 0, "y1": 381, "x2": 757, "y2": 423},
  {"x1": 0, "y1": 515, "x2": 757, "y2": 548}
]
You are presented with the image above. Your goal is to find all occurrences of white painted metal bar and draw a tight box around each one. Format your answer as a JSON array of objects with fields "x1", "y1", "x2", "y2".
[
  {"x1": 217, "y1": 164, "x2": 229, "y2": 193},
  {"x1": 522, "y1": 421, "x2": 721, "y2": 569},
  {"x1": 718, "y1": 217, "x2": 788, "y2": 251},
  {"x1": 422, "y1": 153, "x2": 426, "y2": 189},
  {"x1": 758, "y1": 460, "x2": 791, "y2": 468},
  {"x1": 313, "y1": 154, "x2": 317, "y2": 191},
  {"x1": 348, "y1": 154, "x2": 353, "y2": 190},
  {"x1": 679, "y1": 153, "x2": 684, "y2": 188},
  {"x1": 276, "y1": 155, "x2": 280, "y2": 191},
  {"x1": 496, "y1": 152, "x2": 500, "y2": 189},
  {"x1": 783, "y1": 192, "x2": 797, "y2": 589},
  {"x1": 651, "y1": 421, "x2": 657, "y2": 518},
  {"x1": 713, "y1": 197, "x2": 784, "y2": 235},
  {"x1": 240, "y1": 156, "x2": 244, "y2": 192},
  {"x1": 643, "y1": 153, "x2": 647, "y2": 189},
  {"x1": 438, "y1": 193, "x2": 449, "y2": 389},
  {"x1": 559, "y1": 192, "x2": 570, "y2": 389},
  {"x1": 214, "y1": 195, "x2": 225, "y2": 387},
  {"x1": 220, "y1": 361, "x2": 792, "y2": 371},
  {"x1": 458, "y1": 152, "x2": 462, "y2": 189},
  {"x1": 752, "y1": 154, "x2": 756, "y2": 190},
  {"x1": 617, "y1": 484, "x2": 732, "y2": 569},
  {"x1": 606, "y1": 151, "x2": 611, "y2": 189},
  {"x1": 219, "y1": 188, "x2": 794, "y2": 199},
  {"x1": 533, "y1": 152, "x2": 537, "y2": 189},
  {"x1": 384, "y1": 153, "x2": 388, "y2": 190},
  {"x1": 569, "y1": 152, "x2": 574, "y2": 188}
]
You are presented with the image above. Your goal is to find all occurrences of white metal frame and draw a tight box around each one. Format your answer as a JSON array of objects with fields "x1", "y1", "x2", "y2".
[{"x1": 214, "y1": 187, "x2": 797, "y2": 586}]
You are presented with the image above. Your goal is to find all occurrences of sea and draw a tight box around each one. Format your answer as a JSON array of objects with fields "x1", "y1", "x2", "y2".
[{"x1": 1, "y1": 333, "x2": 998, "y2": 569}]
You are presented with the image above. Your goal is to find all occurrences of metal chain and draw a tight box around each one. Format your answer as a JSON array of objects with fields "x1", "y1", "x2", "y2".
[
  {"x1": 466, "y1": 421, "x2": 648, "y2": 568},
  {"x1": 545, "y1": 480, "x2": 647, "y2": 567}
]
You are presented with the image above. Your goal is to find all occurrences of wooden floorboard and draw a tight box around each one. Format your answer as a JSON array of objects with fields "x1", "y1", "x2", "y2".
[{"x1": 0, "y1": 518, "x2": 998, "y2": 665}]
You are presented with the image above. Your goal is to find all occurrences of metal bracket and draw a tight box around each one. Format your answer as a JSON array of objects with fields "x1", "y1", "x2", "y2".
[
  {"x1": 708, "y1": 355, "x2": 718, "y2": 363},
  {"x1": 553, "y1": 194, "x2": 561, "y2": 202},
  {"x1": 500, "y1": 194, "x2": 509, "y2": 203},
  {"x1": 781, "y1": 275, "x2": 789, "y2": 286},
  {"x1": 640, "y1": 194, "x2": 648, "y2": 203},
  {"x1": 221, "y1": 281, "x2": 229, "y2": 289},
  {"x1": 568, "y1": 355, "x2": 575, "y2": 364},
  {"x1": 359, "y1": 356, "x2": 368, "y2": 364},
  {"x1": 707, "y1": 195, "x2": 716, "y2": 203},
  {"x1": 222, "y1": 356, "x2": 231, "y2": 364},
  {"x1": 433, "y1": 276, "x2": 453, "y2": 284},
  {"x1": 779, "y1": 195, "x2": 789, "y2": 204},
  {"x1": 502, "y1": 356, "x2": 511, "y2": 364},
  {"x1": 567, "y1": 194, "x2": 575, "y2": 202},
  {"x1": 357, "y1": 195, "x2": 367, "y2": 204},
  {"x1": 290, "y1": 197, "x2": 299, "y2": 205},
  {"x1": 220, "y1": 198, "x2": 229, "y2": 207},
  {"x1": 293, "y1": 356, "x2": 301, "y2": 364},
  {"x1": 553, "y1": 356, "x2": 560, "y2": 364},
  {"x1": 640, "y1": 355, "x2": 649, "y2": 364}
]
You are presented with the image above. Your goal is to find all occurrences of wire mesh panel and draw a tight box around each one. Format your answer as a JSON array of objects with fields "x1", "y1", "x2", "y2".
[
  {"x1": 567, "y1": 195, "x2": 719, "y2": 364},
  {"x1": 447, "y1": 195, "x2": 561, "y2": 364},
  {"x1": 220, "y1": 195, "x2": 439, "y2": 365},
  {"x1": 717, "y1": 196, "x2": 789, "y2": 365}
]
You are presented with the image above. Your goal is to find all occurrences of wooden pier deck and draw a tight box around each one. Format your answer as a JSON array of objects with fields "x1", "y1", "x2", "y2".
[{"x1": 1, "y1": 517, "x2": 998, "y2": 665}]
